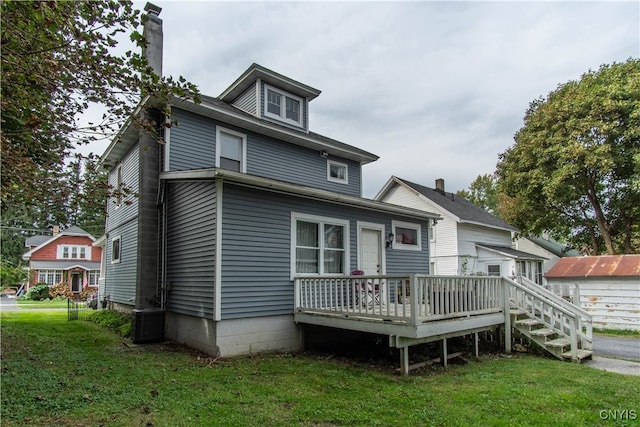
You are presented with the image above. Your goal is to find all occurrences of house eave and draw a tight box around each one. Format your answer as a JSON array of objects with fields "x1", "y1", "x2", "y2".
[
  {"x1": 219, "y1": 63, "x2": 321, "y2": 102},
  {"x1": 160, "y1": 169, "x2": 441, "y2": 221},
  {"x1": 171, "y1": 96, "x2": 378, "y2": 165}
]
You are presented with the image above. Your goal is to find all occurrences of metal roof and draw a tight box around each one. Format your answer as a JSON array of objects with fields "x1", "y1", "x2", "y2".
[
  {"x1": 29, "y1": 261, "x2": 101, "y2": 271},
  {"x1": 545, "y1": 255, "x2": 640, "y2": 278},
  {"x1": 476, "y1": 244, "x2": 546, "y2": 261}
]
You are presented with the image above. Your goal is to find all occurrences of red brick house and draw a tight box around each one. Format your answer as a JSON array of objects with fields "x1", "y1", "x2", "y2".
[{"x1": 22, "y1": 226, "x2": 102, "y2": 294}]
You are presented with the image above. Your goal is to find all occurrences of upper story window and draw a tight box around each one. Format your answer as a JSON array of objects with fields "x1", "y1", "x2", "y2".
[
  {"x1": 264, "y1": 84, "x2": 303, "y2": 127},
  {"x1": 391, "y1": 220, "x2": 422, "y2": 251},
  {"x1": 327, "y1": 160, "x2": 348, "y2": 184},
  {"x1": 115, "y1": 164, "x2": 123, "y2": 207},
  {"x1": 57, "y1": 245, "x2": 91, "y2": 260},
  {"x1": 216, "y1": 126, "x2": 247, "y2": 173}
]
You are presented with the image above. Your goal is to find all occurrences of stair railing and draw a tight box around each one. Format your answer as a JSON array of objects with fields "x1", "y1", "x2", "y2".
[
  {"x1": 504, "y1": 277, "x2": 592, "y2": 358},
  {"x1": 513, "y1": 276, "x2": 592, "y2": 348}
]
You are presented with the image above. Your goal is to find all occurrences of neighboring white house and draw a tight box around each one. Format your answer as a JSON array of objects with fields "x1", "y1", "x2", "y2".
[
  {"x1": 375, "y1": 176, "x2": 546, "y2": 283},
  {"x1": 545, "y1": 255, "x2": 640, "y2": 331},
  {"x1": 515, "y1": 234, "x2": 582, "y2": 287}
]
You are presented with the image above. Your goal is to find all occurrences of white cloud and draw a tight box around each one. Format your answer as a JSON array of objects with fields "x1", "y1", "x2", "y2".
[{"x1": 87, "y1": 0, "x2": 639, "y2": 197}]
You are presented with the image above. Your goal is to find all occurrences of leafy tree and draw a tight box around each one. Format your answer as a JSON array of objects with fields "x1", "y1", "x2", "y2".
[
  {"x1": 1, "y1": 0, "x2": 198, "y2": 214},
  {"x1": 496, "y1": 59, "x2": 640, "y2": 255},
  {"x1": 457, "y1": 174, "x2": 500, "y2": 216}
]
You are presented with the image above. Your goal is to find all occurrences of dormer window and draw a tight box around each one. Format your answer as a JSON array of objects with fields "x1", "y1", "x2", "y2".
[{"x1": 264, "y1": 84, "x2": 303, "y2": 127}]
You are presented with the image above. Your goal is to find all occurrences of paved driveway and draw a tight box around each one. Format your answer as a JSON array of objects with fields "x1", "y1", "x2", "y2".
[
  {"x1": 0, "y1": 296, "x2": 18, "y2": 311},
  {"x1": 593, "y1": 334, "x2": 640, "y2": 361}
]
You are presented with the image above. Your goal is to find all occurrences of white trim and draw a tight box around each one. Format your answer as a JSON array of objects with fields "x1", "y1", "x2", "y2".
[
  {"x1": 254, "y1": 79, "x2": 261, "y2": 118},
  {"x1": 326, "y1": 159, "x2": 348, "y2": 184},
  {"x1": 263, "y1": 83, "x2": 304, "y2": 127},
  {"x1": 356, "y1": 222, "x2": 386, "y2": 275},
  {"x1": 111, "y1": 235, "x2": 122, "y2": 264},
  {"x1": 215, "y1": 126, "x2": 247, "y2": 173},
  {"x1": 214, "y1": 179, "x2": 223, "y2": 321},
  {"x1": 391, "y1": 220, "x2": 422, "y2": 251},
  {"x1": 290, "y1": 212, "x2": 350, "y2": 280}
]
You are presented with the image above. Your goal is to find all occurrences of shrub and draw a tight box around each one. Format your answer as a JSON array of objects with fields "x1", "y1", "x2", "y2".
[
  {"x1": 20, "y1": 283, "x2": 50, "y2": 301},
  {"x1": 87, "y1": 310, "x2": 132, "y2": 338},
  {"x1": 49, "y1": 282, "x2": 73, "y2": 299}
]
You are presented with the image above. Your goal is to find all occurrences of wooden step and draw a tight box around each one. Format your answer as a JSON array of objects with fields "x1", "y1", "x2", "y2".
[
  {"x1": 545, "y1": 338, "x2": 571, "y2": 348},
  {"x1": 510, "y1": 308, "x2": 527, "y2": 316},
  {"x1": 530, "y1": 328, "x2": 555, "y2": 337},
  {"x1": 562, "y1": 349, "x2": 593, "y2": 360},
  {"x1": 515, "y1": 319, "x2": 542, "y2": 327}
]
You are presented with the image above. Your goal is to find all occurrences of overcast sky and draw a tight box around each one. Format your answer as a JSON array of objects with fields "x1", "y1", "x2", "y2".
[{"x1": 94, "y1": 1, "x2": 639, "y2": 198}]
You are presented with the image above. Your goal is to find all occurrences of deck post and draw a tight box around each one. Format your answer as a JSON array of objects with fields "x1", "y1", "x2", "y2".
[
  {"x1": 410, "y1": 275, "x2": 419, "y2": 326},
  {"x1": 400, "y1": 346, "x2": 409, "y2": 376},
  {"x1": 503, "y1": 278, "x2": 511, "y2": 354},
  {"x1": 440, "y1": 338, "x2": 448, "y2": 367},
  {"x1": 474, "y1": 332, "x2": 479, "y2": 357}
]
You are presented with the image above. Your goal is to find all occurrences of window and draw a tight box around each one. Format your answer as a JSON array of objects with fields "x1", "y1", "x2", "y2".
[
  {"x1": 391, "y1": 220, "x2": 422, "y2": 251},
  {"x1": 263, "y1": 84, "x2": 303, "y2": 127},
  {"x1": 112, "y1": 236, "x2": 121, "y2": 264},
  {"x1": 38, "y1": 270, "x2": 63, "y2": 285},
  {"x1": 327, "y1": 160, "x2": 348, "y2": 184},
  {"x1": 216, "y1": 127, "x2": 247, "y2": 173},
  {"x1": 292, "y1": 213, "x2": 349, "y2": 276},
  {"x1": 58, "y1": 245, "x2": 91, "y2": 260},
  {"x1": 88, "y1": 270, "x2": 100, "y2": 286},
  {"x1": 487, "y1": 264, "x2": 501, "y2": 276}
]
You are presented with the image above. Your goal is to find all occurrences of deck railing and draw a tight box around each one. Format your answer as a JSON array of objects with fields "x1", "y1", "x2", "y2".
[{"x1": 295, "y1": 274, "x2": 504, "y2": 326}]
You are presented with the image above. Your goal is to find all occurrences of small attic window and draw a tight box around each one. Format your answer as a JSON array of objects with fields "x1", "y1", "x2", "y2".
[{"x1": 264, "y1": 84, "x2": 303, "y2": 127}]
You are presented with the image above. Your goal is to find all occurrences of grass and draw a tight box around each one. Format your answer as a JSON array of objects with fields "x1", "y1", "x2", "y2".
[
  {"x1": 2, "y1": 311, "x2": 639, "y2": 427},
  {"x1": 16, "y1": 299, "x2": 69, "y2": 309},
  {"x1": 594, "y1": 328, "x2": 640, "y2": 338}
]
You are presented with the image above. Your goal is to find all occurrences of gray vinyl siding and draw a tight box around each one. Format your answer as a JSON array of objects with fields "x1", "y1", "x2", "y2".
[
  {"x1": 231, "y1": 85, "x2": 257, "y2": 115},
  {"x1": 168, "y1": 108, "x2": 215, "y2": 171},
  {"x1": 106, "y1": 144, "x2": 139, "y2": 228},
  {"x1": 168, "y1": 109, "x2": 362, "y2": 196},
  {"x1": 104, "y1": 219, "x2": 137, "y2": 305},
  {"x1": 220, "y1": 183, "x2": 430, "y2": 319},
  {"x1": 246, "y1": 132, "x2": 361, "y2": 196},
  {"x1": 165, "y1": 181, "x2": 216, "y2": 318}
]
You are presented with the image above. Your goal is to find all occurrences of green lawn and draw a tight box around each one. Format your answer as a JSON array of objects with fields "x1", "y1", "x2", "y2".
[
  {"x1": 16, "y1": 299, "x2": 70, "y2": 309},
  {"x1": 1, "y1": 311, "x2": 638, "y2": 427}
]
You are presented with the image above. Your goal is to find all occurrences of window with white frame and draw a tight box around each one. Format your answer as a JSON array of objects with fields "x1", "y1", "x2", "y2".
[
  {"x1": 487, "y1": 264, "x2": 501, "y2": 276},
  {"x1": 58, "y1": 245, "x2": 90, "y2": 260},
  {"x1": 391, "y1": 220, "x2": 422, "y2": 251},
  {"x1": 38, "y1": 270, "x2": 63, "y2": 285},
  {"x1": 112, "y1": 236, "x2": 121, "y2": 264},
  {"x1": 292, "y1": 213, "x2": 348, "y2": 276},
  {"x1": 216, "y1": 127, "x2": 247, "y2": 173},
  {"x1": 88, "y1": 270, "x2": 100, "y2": 286},
  {"x1": 264, "y1": 84, "x2": 303, "y2": 127},
  {"x1": 327, "y1": 160, "x2": 348, "y2": 184}
]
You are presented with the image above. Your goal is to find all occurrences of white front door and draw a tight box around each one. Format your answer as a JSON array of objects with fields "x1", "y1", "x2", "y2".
[{"x1": 360, "y1": 228, "x2": 383, "y2": 275}]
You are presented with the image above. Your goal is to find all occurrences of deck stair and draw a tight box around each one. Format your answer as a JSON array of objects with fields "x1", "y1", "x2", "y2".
[{"x1": 508, "y1": 277, "x2": 593, "y2": 362}]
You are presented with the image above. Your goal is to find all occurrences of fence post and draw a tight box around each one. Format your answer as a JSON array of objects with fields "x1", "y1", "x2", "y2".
[{"x1": 503, "y1": 278, "x2": 511, "y2": 354}]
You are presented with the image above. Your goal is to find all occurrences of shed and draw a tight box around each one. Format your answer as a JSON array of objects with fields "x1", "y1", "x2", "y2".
[{"x1": 545, "y1": 255, "x2": 640, "y2": 330}]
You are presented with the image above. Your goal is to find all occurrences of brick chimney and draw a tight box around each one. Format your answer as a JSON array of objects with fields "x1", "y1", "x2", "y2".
[{"x1": 435, "y1": 178, "x2": 445, "y2": 194}]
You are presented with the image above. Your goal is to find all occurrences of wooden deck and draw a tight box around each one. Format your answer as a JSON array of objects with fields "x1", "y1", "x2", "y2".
[{"x1": 294, "y1": 275, "x2": 593, "y2": 374}]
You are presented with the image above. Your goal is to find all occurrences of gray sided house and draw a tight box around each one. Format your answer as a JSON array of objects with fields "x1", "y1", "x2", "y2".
[{"x1": 99, "y1": 6, "x2": 437, "y2": 357}]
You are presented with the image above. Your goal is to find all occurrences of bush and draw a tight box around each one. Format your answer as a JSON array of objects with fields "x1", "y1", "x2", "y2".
[
  {"x1": 87, "y1": 310, "x2": 131, "y2": 338},
  {"x1": 49, "y1": 282, "x2": 73, "y2": 299},
  {"x1": 19, "y1": 283, "x2": 50, "y2": 301}
]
